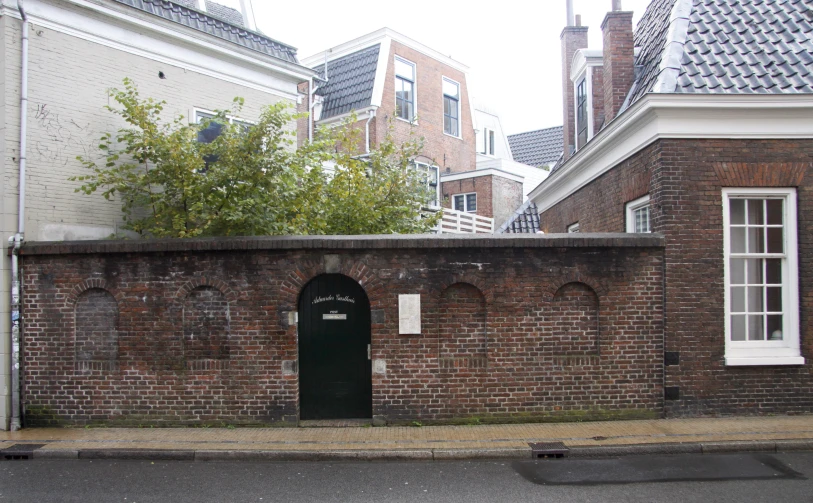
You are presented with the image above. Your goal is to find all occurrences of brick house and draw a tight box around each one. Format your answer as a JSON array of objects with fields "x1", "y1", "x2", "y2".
[
  {"x1": 297, "y1": 28, "x2": 526, "y2": 232},
  {"x1": 509, "y1": 0, "x2": 813, "y2": 415},
  {"x1": 0, "y1": 0, "x2": 313, "y2": 430}
]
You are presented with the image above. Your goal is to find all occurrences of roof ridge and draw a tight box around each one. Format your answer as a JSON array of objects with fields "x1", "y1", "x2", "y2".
[{"x1": 652, "y1": 0, "x2": 694, "y2": 93}]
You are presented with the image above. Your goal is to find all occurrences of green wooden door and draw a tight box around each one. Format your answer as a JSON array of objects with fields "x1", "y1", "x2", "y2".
[{"x1": 298, "y1": 274, "x2": 372, "y2": 420}]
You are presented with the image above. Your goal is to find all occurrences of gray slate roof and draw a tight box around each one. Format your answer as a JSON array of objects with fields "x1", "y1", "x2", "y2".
[
  {"x1": 506, "y1": 126, "x2": 564, "y2": 168},
  {"x1": 113, "y1": 0, "x2": 299, "y2": 64},
  {"x1": 312, "y1": 45, "x2": 380, "y2": 120},
  {"x1": 627, "y1": 0, "x2": 813, "y2": 108},
  {"x1": 171, "y1": 0, "x2": 243, "y2": 26}
]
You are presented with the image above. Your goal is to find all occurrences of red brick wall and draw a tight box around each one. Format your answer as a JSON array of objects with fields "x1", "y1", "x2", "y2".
[
  {"x1": 539, "y1": 138, "x2": 813, "y2": 416},
  {"x1": 601, "y1": 11, "x2": 634, "y2": 123},
  {"x1": 442, "y1": 176, "x2": 494, "y2": 218},
  {"x1": 375, "y1": 41, "x2": 476, "y2": 173},
  {"x1": 561, "y1": 26, "x2": 589, "y2": 162},
  {"x1": 20, "y1": 236, "x2": 663, "y2": 426}
]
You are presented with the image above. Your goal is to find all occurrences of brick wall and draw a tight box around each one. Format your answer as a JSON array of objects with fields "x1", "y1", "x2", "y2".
[
  {"x1": 560, "y1": 26, "x2": 589, "y2": 162},
  {"x1": 442, "y1": 175, "x2": 494, "y2": 218},
  {"x1": 375, "y1": 41, "x2": 476, "y2": 174},
  {"x1": 20, "y1": 235, "x2": 664, "y2": 426},
  {"x1": 601, "y1": 11, "x2": 634, "y2": 123},
  {"x1": 539, "y1": 138, "x2": 813, "y2": 416}
]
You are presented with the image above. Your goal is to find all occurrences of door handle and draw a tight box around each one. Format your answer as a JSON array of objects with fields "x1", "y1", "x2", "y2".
[{"x1": 367, "y1": 344, "x2": 371, "y2": 360}]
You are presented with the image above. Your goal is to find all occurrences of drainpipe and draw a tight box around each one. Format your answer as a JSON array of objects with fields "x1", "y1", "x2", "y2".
[
  {"x1": 9, "y1": 0, "x2": 29, "y2": 431},
  {"x1": 365, "y1": 109, "x2": 376, "y2": 154}
]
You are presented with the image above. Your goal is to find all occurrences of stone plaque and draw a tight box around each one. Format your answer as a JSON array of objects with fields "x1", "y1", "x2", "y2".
[{"x1": 399, "y1": 294, "x2": 421, "y2": 334}]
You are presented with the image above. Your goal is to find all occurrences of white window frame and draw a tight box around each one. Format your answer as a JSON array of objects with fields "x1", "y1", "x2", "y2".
[
  {"x1": 394, "y1": 56, "x2": 417, "y2": 124},
  {"x1": 442, "y1": 76, "x2": 461, "y2": 139},
  {"x1": 192, "y1": 108, "x2": 254, "y2": 127},
  {"x1": 452, "y1": 192, "x2": 477, "y2": 213},
  {"x1": 481, "y1": 128, "x2": 495, "y2": 156},
  {"x1": 413, "y1": 161, "x2": 440, "y2": 209},
  {"x1": 626, "y1": 195, "x2": 651, "y2": 233},
  {"x1": 567, "y1": 222, "x2": 580, "y2": 233},
  {"x1": 722, "y1": 187, "x2": 804, "y2": 366}
]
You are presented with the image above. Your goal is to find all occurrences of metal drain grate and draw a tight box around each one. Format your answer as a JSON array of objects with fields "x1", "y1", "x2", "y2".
[
  {"x1": 1, "y1": 444, "x2": 46, "y2": 461},
  {"x1": 529, "y1": 441, "x2": 569, "y2": 459}
]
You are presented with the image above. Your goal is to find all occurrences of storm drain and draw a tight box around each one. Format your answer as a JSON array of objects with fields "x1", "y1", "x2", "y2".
[
  {"x1": 1, "y1": 444, "x2": 45, "y2": 460},
  {"x1": 529, "y1": 441, "x2": 569, "y2": 459}
]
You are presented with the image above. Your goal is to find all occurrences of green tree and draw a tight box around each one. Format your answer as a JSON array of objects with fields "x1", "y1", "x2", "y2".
[{"x1": 74, "y1": 78, "x2": 440, "y2": 238}]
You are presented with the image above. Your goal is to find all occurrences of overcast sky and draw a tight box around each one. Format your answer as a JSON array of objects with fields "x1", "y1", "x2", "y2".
[{"x1": 222, "y1": 0, "x2": 652, "y2": 135}]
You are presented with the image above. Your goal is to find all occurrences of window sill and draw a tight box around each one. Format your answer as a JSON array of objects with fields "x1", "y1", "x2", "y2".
[
  {"x1": 725, "y1": 356, "x2": 805, "y2": 366},
  {"x1": 443, "y1": 132, "x2": 462, "y2": 140},
  {"x1": 396, "y1": 117, "x2": 418, "y2": 126}
]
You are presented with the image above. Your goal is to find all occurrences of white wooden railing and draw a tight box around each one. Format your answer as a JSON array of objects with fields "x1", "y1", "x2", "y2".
[{"x1": 436, "y1": 208, "x2": 494, "y2": 234}]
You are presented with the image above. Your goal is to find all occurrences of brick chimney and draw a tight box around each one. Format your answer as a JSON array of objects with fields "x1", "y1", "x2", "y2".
[
  {"x1": 601, "y1": 1, "x2": 635, "y2": 123},
  {"x1": 561, "y1": 3, "x2": 588, "y2": 162}
]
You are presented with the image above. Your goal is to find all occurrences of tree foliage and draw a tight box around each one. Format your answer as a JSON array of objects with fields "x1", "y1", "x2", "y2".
[{"x1": 74, "y1": 78, "x2": 441, "y2": 238}]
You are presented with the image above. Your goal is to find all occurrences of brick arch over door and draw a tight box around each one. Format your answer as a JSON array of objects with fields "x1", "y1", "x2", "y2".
[
  {"x1": 438, "y1": 282, "x2": 488, "y2": 370},
  {"x1": 545, "y1": 282, "x2": 600, "y2": 356},
  {"x1": 74, "y1": 287, "x2": 119, "y2": 370},
  {"x1": 182, "y1": 286, "x2": 230, "y2": 361},
  {"x1": 280, "y1": 259, "x2": 385, "y2": 310}
]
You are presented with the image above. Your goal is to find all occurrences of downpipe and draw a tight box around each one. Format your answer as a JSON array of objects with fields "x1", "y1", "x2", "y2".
[
  {"x1": 9, "y1": 0, "x2": 29, "y2": 431},
  {"x1": 9, "y1": 237, "x2": 22, "y2": 431}
]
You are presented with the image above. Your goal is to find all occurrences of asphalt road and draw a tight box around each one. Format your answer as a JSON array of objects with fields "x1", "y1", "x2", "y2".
[{"x1": 0, "y1": 452, "x2": 811, "y2": 502}]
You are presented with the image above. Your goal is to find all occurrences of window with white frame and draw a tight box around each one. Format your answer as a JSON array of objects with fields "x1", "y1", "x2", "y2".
[
  {"x1": 575, "y1": 78, "x2": 588, "y2": 149},
  {"x1": 723, "y1": 188, "x2": 803, "y2": 366},
  {"x1": 194, "y1": 109, "x2": 253, "y2": 143},
  {"x1": 453, "y1": 192, "x2": 476, "y2": 213},
  {"x1": 626, "y1": 195, "x2": 651, "y2": 233},
  {"x1": 395, "y1": 57, "x2": 416, "y2": 122},
  {"x1": 481, "y1": 128, "x2": 495, "y2": 156},
  {"x1": 442, "y1": 77, "x2": 460, "y2": 137},
  {"x1": 567, "y1": 222, "x2": 580, "y2": 233},
  {"x1": 413, "y1": 162, "x2": 439, "y2": 208}
]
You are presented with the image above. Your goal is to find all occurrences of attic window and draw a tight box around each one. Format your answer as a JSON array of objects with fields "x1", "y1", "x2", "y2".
[
  {"x1": 395, "y1": 57, "x2": 416, "y2": 122},
  {"x1": 576, "y1": 78, "x2": 588, "y2": 149}
]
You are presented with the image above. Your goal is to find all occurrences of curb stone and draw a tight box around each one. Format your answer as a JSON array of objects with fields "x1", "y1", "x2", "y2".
[
  {"x1": 568, "y1": 443, "x2": 703, "y2": 458},
  {"x1": 33, "y1": 449, "x2": 79, "y2": 459},
  {"x1": 700, "y1": 441, "x2": 777, "y2": 453},
  {"x1": 79, "y1": 449, "x2": 195, "y2": 461},
  {"x1": 775, "y1": 439, "x2": 813, "y2": 451},
  {"x1": 432, "y1": 448, "x2": 529, "y2": 460}
]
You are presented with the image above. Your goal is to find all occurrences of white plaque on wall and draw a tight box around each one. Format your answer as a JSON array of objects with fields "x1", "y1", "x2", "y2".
[{"x1": 398, "y1": 294, "x2": 421, "y2": 334}]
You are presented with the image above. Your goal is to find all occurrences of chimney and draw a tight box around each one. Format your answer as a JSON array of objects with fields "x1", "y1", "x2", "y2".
[
  {"x1": 601, "y1": 1, "x2": 634, "y2": 123},
  {"x1": 239, "y1": 0, "x2": 257, "y2": 31},
  {"x1": 195, "y1": 0, "x2": 207, "y2": 12},
  {"x1": 561, "y1": 0, "x2": 588, "y2": 162}
]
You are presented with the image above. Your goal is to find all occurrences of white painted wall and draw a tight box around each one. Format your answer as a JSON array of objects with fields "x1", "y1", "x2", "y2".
[{"x1": 0, "y1": 0, "x2": 306, "y2": 430}]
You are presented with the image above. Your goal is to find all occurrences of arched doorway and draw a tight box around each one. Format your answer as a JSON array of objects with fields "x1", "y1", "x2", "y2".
[{"x1": 298, "y1": 274, "x2": 372, "y2": 420}]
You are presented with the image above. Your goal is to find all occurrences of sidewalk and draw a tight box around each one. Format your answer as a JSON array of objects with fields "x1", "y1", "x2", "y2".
[{"x1": 2, "y1": 416, "x2": 812, "y2": 461}]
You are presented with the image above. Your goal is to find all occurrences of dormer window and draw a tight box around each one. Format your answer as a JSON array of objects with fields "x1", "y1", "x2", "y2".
[{"x1": 576, "y1": 78, "x2": 588, "y2": 149}]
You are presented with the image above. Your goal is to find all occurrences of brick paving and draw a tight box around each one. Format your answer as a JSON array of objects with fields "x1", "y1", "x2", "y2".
[{"x1": 2, "y1": 416, "x2": 812, "y2": 454}]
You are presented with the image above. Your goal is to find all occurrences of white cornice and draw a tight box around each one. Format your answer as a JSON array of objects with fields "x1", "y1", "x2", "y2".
[
  {"x1": 571, "y1": 49, "x2": 603, "y2": 82},
  {"x1": 529, "y1": 94, "x2": 813, "y2": 214},
  {"x1": 314, "y1": 105, "x2": 378, "y2": 127},
  {"x1": 302, "y1": 27, "x2": 469, "y2": 74},
  {"x1": 7, "y1": 0, "x2": 313, "y2": 99},
  {"x1": 442, "y1": 168, "x2": 524, "y2": 184}
]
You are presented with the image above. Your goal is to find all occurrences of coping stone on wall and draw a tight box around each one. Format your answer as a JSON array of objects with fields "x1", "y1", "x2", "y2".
[{"x1": 18, "y1": 233, "x2": 664, "y2": 256}]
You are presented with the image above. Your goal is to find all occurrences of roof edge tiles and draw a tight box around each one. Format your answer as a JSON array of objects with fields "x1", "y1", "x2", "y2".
[{"x1": 113, "y1": 0, "x2": 300, "y2": 64}]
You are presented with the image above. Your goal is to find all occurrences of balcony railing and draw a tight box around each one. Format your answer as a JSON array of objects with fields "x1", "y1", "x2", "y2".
[{"x1": 436, "y1": 208, "x2": 494, "y2": 234}]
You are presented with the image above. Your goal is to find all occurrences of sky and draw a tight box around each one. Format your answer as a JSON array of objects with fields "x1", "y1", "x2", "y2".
[{"x1": 221, "y1": 0, "x2": 652, "y2": 135}]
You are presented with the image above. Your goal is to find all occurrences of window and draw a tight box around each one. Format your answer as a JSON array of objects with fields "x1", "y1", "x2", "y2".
[
  {"x1": 723, "y1": 188, "x2": 803, "y2": 366},
  {"x1": 395, "y1": 57, "x2": 416, "y2": 122},
  {"x1": 626, "y1": 195, "x2": 651, "y2": 233},
  {"x1": 481, "y1": 128, "x2": 495, "y2": 155},
  {"x1": 567, "y1": 222, "x2": 580, "y2": 233},
  {"x1": 442, "y1": 77, "x2": 460, "y2": 137},
  {"x1": 413, "y1": 162, "x2": 439, "y2": 208},
  {"x1": 194, "y1": 109, "x2": 254, "y2": 168},
  {"x1": 576, "y1": 78, "x2": 588, "y2": 149},
  {"x1": 194, "y1": 109, "x2": 253, "y2": 143},
  {"x1": 453, "y1": 193, "x2": 477, "y2": 213}
]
